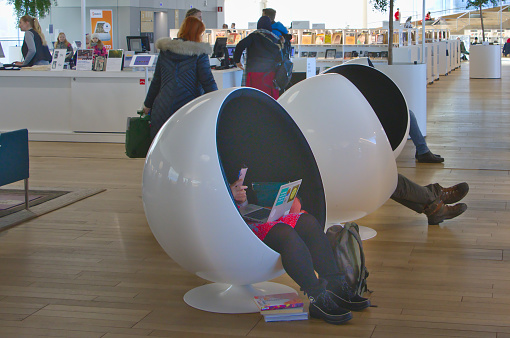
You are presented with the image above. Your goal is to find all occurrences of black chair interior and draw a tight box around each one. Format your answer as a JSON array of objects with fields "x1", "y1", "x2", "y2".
[
  {"x1": 324, "y1": 64, "x2": 408, "y2": 152},
  {"x1": 216, "y1": 89, "x2": 326, "y2": 226}
]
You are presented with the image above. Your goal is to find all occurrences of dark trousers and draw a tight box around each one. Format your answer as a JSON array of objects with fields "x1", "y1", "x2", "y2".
[
  {"x1": 263, "y1": 213, "x2": 340, "y2": 295},
  {"x1": 391, "y1": 174, "x2": 442, "y2": 213}
]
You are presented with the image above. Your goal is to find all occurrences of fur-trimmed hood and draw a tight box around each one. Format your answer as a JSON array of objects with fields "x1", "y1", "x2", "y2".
[{"x1": 155, "y1": 38, "x2": 212, "y2": 56}]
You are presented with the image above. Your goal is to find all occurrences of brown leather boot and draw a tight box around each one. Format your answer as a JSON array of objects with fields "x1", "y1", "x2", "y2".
[
  {"x1": 424, "y1": 199, "x2": 467, "y2": 225},
  {"x1": 439, "y1": 182, "x2": 469, "y2": 204}
]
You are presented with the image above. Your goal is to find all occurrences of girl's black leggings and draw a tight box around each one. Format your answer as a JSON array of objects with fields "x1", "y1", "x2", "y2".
[{"x1": 263, "y1": 213, "x2": 340, "y2": 295}]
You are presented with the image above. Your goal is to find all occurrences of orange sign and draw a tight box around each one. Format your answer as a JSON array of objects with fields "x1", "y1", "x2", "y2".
[{"x1": 90, "y1": 9, "x2": 113, "y2": 50}]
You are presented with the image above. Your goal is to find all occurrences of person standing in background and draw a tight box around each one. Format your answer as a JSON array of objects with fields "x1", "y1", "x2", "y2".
[
  {"x1": 13, "y1": 15, "x2": 51, "y2": 67},
  {"x1": 142, "y1": 16, "x2": 218, "y2": 139},
  {"x1": 233, "y1": 16, "x2": 282, "y2": 99},
  {"x1": 395, "y1": 8, "x2": 400, "y2": 21},
  {"x1": 185, "y1": 8, "x2": 202, "y2": 21},
  {"x1": 262, "y1": 8, "x2": 288, "y2": 40}
]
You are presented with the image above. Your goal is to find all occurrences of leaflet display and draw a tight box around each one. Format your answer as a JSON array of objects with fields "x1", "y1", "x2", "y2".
[{"x1": 51, "y1": 49, "x2": 66, "y2": 71}]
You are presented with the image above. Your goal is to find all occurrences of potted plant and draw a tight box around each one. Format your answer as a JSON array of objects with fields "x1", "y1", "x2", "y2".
[
  {"x1": 371, "y1": 0, "x2": 395, "y2": 64},
  {"x1": 465, "y1": 0, "x2": 501, "y2": 78},
  {"x1": 8, "y1": 0, "x2": 56, "y2": 19},
  {"x1": 466, "y1": 0, "x2": 498, "y2": 43}
]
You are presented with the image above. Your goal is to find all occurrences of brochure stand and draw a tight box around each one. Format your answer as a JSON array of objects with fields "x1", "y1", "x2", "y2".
[
  {"x1": 50, "y1": 49, "x2": 66, "y2": 71},
  {"x1": 129, "y1": 54, "x2": 155, "y2": 93}
]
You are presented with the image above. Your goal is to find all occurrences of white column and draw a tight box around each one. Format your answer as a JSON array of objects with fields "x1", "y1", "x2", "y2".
[
  {"x1": 217, "y1": 0, "x2": 225, "y2": 29},
  {"x1": 500, "y1": 0, "x2": 503, "y2": 45},
  {"x1": 422, "y1": 0, "x2": 425, "y2": 63},
  {"x1": 81, "y1": 0, "x2": 86, "y2": 47},
  {"x1": 362, "y1": 0, "x2": 367, "y2": 29}
]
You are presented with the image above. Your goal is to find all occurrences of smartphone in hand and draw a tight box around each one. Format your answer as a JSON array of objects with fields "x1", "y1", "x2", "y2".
[{"x1": 238, "y1": 167, "x2": 248, "y2": 184}]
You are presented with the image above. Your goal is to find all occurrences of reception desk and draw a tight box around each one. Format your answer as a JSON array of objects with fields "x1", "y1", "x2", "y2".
[{"x1": 0, "y1": 68, "x2": 243, "y2": 142}]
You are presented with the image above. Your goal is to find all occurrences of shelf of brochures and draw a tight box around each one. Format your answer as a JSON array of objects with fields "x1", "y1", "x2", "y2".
[
  {"x1": 464, "y1": 28, "x2": 510, "y2": 43},
  {"x1": 170, "y1": 27, "x2": 450, "y2": 49},
  {"x1": 169, "y1": 26, "x2": 456, "y2": 83}
]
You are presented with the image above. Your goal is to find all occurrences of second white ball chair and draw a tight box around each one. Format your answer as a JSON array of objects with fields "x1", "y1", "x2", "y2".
[
  {"x1": 278, "y1": 74, "x2": 398, "y2": 227},
  {"x1": 323, "y1": 63, "x2": 410, "y2": 158},
  {"x1": 142, "y1": 87, "x2": 326, "y2": 313}
]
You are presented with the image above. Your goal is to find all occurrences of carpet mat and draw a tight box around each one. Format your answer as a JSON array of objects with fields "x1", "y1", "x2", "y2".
[{"x1": 0, "y1": 187, "x2": 105, "y2": 231}]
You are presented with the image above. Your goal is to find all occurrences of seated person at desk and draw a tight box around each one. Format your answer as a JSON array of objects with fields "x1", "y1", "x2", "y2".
[
  {"x1": 425, "y1": 11, "x2": 432, "y2": 21},
  {"x1": 230, "y1": 177, "x2": 371, "y2": 325},
  {"x1": 54, "y1": 32, "x2": 74, "y2": 63},
  {"x1": 13, "y1": 15, "x2": 51, "y2": 67}
]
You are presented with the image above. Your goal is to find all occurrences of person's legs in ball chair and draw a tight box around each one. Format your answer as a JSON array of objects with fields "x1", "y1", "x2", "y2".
[
  {"x1": 263, "y1": 214, "x2": 371, "y2": 324},
  {"x1": 391, "y1": 174, "x2": 469, "y2": 225}
]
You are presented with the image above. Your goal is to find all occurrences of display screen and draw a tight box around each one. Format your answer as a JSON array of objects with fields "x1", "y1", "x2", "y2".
[
  {"x1": 132, "y1": 55, "x2": 152, "y2": 66},
  {"x1": 130, "y1": 39, "x2": 142, "y2": 52},
  {"x1": 227, "y1": 47, "x2": 235, "y2": 57}
]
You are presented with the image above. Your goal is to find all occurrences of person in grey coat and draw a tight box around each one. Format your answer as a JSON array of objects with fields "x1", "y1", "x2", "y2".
[{"x1": 143, "y1": 16, "x2": 218, "y2": 139}]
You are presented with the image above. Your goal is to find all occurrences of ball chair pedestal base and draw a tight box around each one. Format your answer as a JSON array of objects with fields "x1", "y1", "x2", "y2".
[
  {"x1": 184, "y1": 282, "x2": 297, "y2": 314},
  {"x1": 359, "y1": 225, "x2": 377, "y2": 240}
]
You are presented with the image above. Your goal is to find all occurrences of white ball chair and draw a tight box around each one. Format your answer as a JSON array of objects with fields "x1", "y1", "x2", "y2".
[
  {"x1": 278, "y1": 74, "x2": 398, "y2": 227},
  {"x1": 142, "y1": 87, "x2": 326, "y2": 313},
  {"x1": 323, "y1": 63, "x2": 410, "y2": 158}
]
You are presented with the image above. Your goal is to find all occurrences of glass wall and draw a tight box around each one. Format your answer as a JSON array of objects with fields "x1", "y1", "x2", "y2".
[{"x1": 0, "y1": 1, "x2": 23, "y2": 63}]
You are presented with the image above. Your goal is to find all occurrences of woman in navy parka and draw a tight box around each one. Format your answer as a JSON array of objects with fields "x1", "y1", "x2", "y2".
[{"x1": 143, "y1": 16, "x2": 218, "y2": 139}]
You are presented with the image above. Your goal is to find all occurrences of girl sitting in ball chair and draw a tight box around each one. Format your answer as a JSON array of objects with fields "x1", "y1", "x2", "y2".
[{"x1": 230, "y1": 175, "x2": 370, "y2": 325}]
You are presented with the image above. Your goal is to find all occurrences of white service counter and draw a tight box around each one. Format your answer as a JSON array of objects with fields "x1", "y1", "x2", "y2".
[{"x1": 0, "y1": 68, "x2": 242, "y2": 142}]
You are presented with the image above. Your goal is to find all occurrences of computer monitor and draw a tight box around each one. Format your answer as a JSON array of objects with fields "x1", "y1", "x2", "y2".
[
  {"x1": 0, "y1": 42, "x2": 4, "y2": 58},
  {"x1": 227, "y1": 46, "x2": 235, "y2": 58},
  {"x1": 126, "y1": 36, "x2": 150, "y2": 53},
  {"x1": 211, "y1": 37, "x2": 227, "y2": 58}
]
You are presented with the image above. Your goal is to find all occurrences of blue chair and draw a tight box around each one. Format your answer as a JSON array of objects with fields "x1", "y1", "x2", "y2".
[{"x1": 0, "y1": 129, "x2": 29, "y2": 209}]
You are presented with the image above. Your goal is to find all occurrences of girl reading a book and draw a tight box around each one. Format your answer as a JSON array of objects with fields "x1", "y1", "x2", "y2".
[{"x1": 230, "y1": 178, "x2": 371, "y2": 325}]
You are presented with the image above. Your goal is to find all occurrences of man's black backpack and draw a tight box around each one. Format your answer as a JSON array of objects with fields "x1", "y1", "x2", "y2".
[
  {"x1": 326, "y1": 222, "x2": 369, "y2": 297},
  {"x1": 273, "y1": 32, "x2": 293, "y2": 91}
]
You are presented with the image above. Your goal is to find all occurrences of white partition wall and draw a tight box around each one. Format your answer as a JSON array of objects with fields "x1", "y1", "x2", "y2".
[{"x1": 470, "y1": 45, "x2": 501, "y2": 79}]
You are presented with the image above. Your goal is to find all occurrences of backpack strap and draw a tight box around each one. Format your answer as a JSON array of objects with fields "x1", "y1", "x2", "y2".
[{"x1": 344, "y1": 222, "x2": 369, "y2": 294}]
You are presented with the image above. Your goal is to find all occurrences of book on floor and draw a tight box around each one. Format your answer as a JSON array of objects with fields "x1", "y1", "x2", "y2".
[
  {"x1": 263, "y1": 311, "x2": 309, "y2": 322},
  {"x1": 253, "y1": 292, "x2": 304, "y2": 312},
  {"x1": 259, "y1": 306, "x2": 304, "y2": 315}
]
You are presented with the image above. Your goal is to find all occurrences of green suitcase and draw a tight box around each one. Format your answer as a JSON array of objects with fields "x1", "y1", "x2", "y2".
[{"x1": 125, "y1": 110, "x2": 151, "y2": 158}]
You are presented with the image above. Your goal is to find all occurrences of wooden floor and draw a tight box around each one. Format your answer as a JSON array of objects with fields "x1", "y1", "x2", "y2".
[{"x1": 1, "y1": 60, "x2": 510, "y2": 337}]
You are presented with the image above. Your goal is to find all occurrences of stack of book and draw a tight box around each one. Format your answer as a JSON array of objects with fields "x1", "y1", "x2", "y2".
[{"x1": 253, "y1": 292, "x2": 308, "y2": 322}]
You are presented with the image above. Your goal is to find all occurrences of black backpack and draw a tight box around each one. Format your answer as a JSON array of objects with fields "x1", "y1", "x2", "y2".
[
  {"x1": 325, "y1": 222, "x2": 369, "y2": 297},
  {"x1": 272, "y1": 32, "x2": 293, "y2": 91}
]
